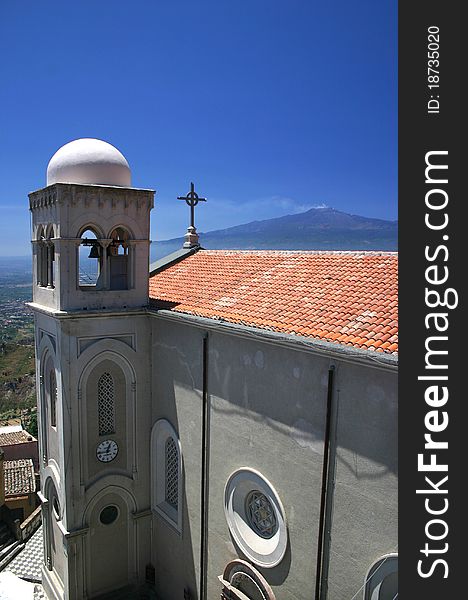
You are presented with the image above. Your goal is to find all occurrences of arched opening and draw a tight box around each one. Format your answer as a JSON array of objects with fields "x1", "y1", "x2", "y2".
[
  {"x1": 36, "y1": 226, "x2": 47, "y2": 287},
  {"x1": 46, "y1": 226, "x2": 56, "y2": 289},
  {"x1": 79, "y1": 228, "x2": 102, "y2": 287},
  {"x1": 108, "y1": 227, "x2": 130, "y2": 290}
]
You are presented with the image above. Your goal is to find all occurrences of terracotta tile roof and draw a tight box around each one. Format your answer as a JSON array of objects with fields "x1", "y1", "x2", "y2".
[
  {"x1": 149, "y1": 250, "x2": 398, "y2": 355},
  {"x1": 0, "y1": 430, "x2": 36, "y2": 446},
  {"x1": 3, "y1": 459, "x2": 36, "y2": 496}
]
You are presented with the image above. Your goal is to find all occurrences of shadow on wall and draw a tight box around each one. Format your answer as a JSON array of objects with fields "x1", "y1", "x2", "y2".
[{"x1": 152, "y1": 360, "x2": 199, "y2": 600}]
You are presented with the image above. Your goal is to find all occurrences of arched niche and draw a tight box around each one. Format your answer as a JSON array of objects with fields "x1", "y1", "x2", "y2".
[
  {"x1": 77, "y1": 346, "x2": 137, "y2": 485},
  {"x1": 43, "y1": 476, "x2": 65, "y2": 582},
  {"x1": 150, "y1": 419, "x2": 183, "y2": 534},
  {"x1": 82, "y1": 486, "x2": 137, "y2": 598},
  {"x1": 38, "y1": 340, "x2": 59, "y2": 466}
]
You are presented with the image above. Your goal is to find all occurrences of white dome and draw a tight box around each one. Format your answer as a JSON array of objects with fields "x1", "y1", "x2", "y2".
[{"x1": 47, "y1": 138, "x2": 131, "y2": 187}]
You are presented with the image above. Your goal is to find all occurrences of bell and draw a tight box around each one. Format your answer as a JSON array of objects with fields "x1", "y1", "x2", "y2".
[{"x1": 88, "y1": 245, "x2": 100, "y2": 259}]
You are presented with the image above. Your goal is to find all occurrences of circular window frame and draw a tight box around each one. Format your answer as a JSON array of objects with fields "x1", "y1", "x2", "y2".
[
  {"x1": 224, "y1": 468, "x2": 287, "y2": 568},
  {"x1": 99, "y1": 504, "x2": 120, "y2": 526},
  {"x1": 364, "y1": 553, "x2": 398, "y2": 600}
]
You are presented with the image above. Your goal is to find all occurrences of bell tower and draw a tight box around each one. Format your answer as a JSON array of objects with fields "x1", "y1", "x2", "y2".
[{"x1": 30, "y1": 139, "x2": 155, "y2": 600}]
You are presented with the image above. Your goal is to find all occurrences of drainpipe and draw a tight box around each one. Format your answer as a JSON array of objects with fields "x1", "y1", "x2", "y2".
[
  {"x1": 199, "y1": 333, "x2": 210, "y2": 600},
  {"x1": 315, "y1": 365, "x2": 337, "y2": 600}
]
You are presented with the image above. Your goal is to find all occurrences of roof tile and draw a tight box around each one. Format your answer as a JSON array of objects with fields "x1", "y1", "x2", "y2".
[
  {"x1": 3, "y1": 459, "x2": 36, "y2": 496},
  {"x1": 149, "y1": 250, "x2": 398, "y2": 354}
]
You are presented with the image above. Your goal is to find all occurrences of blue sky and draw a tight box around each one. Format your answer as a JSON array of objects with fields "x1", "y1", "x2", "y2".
[{"x1": 0, "y1": 0, "x2": 397, "y2": 256}]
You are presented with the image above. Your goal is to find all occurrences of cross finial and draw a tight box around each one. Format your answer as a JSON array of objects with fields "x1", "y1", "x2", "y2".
[{"x1": 177, "y1": 182, "x2": 207, "y2": 230}]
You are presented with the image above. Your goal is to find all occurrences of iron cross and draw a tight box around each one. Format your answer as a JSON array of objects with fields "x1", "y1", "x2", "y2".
[{"x1": 177, "y1": 182, "x2": 207, "y2": 229}]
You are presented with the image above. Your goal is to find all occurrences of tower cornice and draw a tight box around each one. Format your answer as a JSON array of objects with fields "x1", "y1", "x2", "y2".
[{"x1": 29, "y1": 182, "x2": 155, "y2": 211}]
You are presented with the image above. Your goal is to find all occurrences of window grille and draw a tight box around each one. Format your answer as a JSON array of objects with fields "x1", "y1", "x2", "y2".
[
  {"x1": 50, "y1": 370, "x2": 57, "y2": 428},
  {"x1": 246, "y1": 491, "x2": 277, "y2": 538},
  {"x1": 98, "y1": 372, "x2": 115, "y2": 436},
  {"x1": 151, "y1": 419, "x2": 183, "y2": 532},
  {"x1": 165, "y1": 437, "x2": 179, "y2": 509}
]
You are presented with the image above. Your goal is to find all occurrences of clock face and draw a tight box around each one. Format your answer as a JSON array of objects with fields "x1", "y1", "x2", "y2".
[{"x1": 96, "y1": 439, "x2": 119, "y2": 463}]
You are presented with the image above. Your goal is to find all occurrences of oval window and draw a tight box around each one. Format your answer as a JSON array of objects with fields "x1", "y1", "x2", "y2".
[{"x1": 99, "y1": 505, "x2": 119, "y2": 525}]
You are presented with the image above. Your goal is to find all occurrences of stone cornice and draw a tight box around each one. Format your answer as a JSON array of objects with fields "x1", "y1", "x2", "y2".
[{"x1": 29, "y1": 182, "x2": 155, "y2": 211}]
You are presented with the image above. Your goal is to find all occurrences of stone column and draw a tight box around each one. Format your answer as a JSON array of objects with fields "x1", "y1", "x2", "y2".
[{"x1": 97, "y1": 239, "x2": 112, "y2": 290}]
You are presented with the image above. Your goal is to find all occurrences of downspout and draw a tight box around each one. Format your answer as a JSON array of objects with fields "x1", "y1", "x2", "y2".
[
  {"x1": 315, "y1": 365, "x2": 337, "y2": 600},
  {"x1": 199, "y1": 333, "x2": 210, "y2": 600}
]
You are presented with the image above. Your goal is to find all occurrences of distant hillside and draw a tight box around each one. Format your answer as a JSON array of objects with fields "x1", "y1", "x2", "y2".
[{"x1": 151, "y1": 207, "x2": 398, "y2": 260}]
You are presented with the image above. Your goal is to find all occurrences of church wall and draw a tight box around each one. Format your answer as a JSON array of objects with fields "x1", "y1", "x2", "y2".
[
  {"x1": 151, "y1": 314, "x2": 397, "y2": 600},
  {"x1": 151, "y1": 318, "x2": 204, "y2": 600},
  {"x1": 151, "y1": 316, "x2": 330, "y2": 600},
  {"x1": 205, "y1": 329, "x2": 330, "y2": 600},
  {"x1": 325, "y1": 362, "x2": 398, "y2": 600}
]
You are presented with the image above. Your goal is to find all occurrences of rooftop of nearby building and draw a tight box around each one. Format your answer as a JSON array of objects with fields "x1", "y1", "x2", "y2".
[
  {"x1": 0, "y1": 428, "x2": 36, "y2": 447},
  {"x1": 3, "y1": 459, "x2": 36, "y2": 497},
  {"x1": 149, "y1": 250, "x2": 398, "y2": 354}
]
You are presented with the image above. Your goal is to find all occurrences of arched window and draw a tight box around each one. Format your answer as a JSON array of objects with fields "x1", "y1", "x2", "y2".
[
  {"x1": 151, "y1": 419, "x2": 182, "y2": 533},
  {"x1": 49, "y1": 369, "x2": 57, "y2": 428},
  {"x1": 79, "y1": 228, "x2": 102, "y2": 287},
  {"x1": 36, "y1": 227, "x2": 45, "y2": 286},
  {"x1": 36, "y1": 226, "x2": 47, "y2": 287},
  {"x1": 108, "y1": 227, "x2": 130, "y2": 290},
  {"x1": 46, "y1": 226, "x2": 56, "y2": 289},
  {"x1": 98, "y1": 372, "x2": 115, "y2": 436}
]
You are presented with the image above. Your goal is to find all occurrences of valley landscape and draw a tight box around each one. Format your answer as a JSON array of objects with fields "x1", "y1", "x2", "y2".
[{"x1": 0, "y1": 256, "x2": 36, "y2": 432}]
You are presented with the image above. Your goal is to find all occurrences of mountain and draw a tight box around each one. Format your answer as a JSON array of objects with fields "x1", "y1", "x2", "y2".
[{"x1": 151, "y1": 207, "x2": 397, "y2": 261}]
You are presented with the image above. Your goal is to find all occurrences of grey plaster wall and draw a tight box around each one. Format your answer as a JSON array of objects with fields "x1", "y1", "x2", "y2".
[
  {"x1": 326, "y1": 363, "x2": 398, "y2": 600},
  {"x1": 151, "y1": 319, "x2": 204, "y2": 600},
  {"x1": 150, "y1": 315, "x2": 397, "y2": 600}
]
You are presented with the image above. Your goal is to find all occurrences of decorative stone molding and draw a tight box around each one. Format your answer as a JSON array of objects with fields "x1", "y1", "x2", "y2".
[
  {"x1": 364, "y1": 553, "x2": 398, "y2": 600},
  {"x1": 219, "y1": 560, "x2": 276, "y2": 600},
  {"x1": 29, "y1": 183, "x2": 154, "y2": 213}
]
